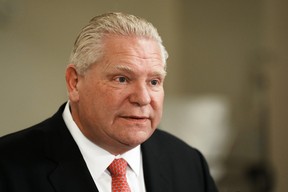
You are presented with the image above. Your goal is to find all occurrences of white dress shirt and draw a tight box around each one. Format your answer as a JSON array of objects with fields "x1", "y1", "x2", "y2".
[{"x1": 62, "y1": 102, "x2": 146, "y2": 192}]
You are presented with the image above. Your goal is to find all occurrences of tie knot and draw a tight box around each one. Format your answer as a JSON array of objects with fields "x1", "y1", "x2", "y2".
[{"x1": 108, "y1": 158, "x2": 128, "y2": 176}]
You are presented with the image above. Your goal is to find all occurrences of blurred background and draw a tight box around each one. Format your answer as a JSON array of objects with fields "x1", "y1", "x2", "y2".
[{"x1": 0, "y1": 0, "x2": 287, "y2": 191}]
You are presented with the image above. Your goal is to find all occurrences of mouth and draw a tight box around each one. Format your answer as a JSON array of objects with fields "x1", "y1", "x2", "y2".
[
  {"x1": 120, "y1": 115, "x2": 150, "y2": 122},
  {"x1": 122, "y1": 115, "x2": 149, "y2": 120}
]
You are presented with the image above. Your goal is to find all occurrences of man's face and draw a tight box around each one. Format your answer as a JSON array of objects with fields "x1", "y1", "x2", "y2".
[{"x1": 67, "y1": 35, "x2": 166, "y2": 154}]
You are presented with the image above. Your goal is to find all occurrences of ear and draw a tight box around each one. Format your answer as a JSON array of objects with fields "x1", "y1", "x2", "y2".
[{"x1": 66, "y1": 64, "x2": 80, "y2": 102}]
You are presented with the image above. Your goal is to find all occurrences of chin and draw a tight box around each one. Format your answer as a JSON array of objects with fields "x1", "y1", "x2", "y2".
[{"x1": 127, "y1": 130, "x2": 154, "y2": 145}]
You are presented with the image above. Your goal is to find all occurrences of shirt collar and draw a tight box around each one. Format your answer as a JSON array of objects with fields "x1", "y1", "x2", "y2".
[{"x1": 62, "y1": 102, "x2": 142, "y2": 179}]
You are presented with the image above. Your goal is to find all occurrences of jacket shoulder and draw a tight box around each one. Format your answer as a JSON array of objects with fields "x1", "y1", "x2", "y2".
[
  {"x1": 0, "y1": 103, "x2": 66, "y2": 155},
  {"x1": 142, "y1": 129, "x2": 218, "y2": 191}
]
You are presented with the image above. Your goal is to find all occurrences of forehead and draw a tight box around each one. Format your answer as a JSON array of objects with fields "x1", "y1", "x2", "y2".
[
  {"x1": 100, "y1": 35, "x2": 166, "y2": 71},
  {"x1": 103, "y1": 35, "x2": 163, "y2": 60}
]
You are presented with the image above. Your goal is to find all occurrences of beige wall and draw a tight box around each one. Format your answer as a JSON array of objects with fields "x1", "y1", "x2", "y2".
[
  {"x1": 0, "y1": 0, "x2": 287, "y2": 191},
  {"x1": 264, "y1": 0, "x2": 288, "y2": 191}
]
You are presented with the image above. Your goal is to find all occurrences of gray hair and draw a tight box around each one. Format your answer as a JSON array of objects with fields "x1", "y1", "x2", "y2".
[{"x1": 69, "y1": 12, "x2": 168, "y2": 74}]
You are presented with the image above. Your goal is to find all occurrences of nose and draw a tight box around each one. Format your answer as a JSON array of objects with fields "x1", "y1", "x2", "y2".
[{"x1": 129, "y1": 83, "x2": 151, "y2": 106}]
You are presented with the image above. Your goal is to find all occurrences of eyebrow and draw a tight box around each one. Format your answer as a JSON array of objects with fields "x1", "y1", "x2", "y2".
[{"x1": 114, "y1": 65, "x2": 167, "y2": 77}]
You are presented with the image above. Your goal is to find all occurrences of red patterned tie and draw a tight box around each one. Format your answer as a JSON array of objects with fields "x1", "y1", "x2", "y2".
[{"x1": 108, "y1": 158, "x2": 131, "y2": 192}]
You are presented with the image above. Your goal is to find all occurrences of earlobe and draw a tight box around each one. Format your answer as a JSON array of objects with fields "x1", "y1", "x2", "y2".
[{"x1": 66, "y1": 64, "x2": 80, "y2": 101}]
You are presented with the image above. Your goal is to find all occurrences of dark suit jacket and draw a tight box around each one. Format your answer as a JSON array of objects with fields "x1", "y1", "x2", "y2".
[{"x1": 0, "y1": 104, "x2": 218, "y2": 192}]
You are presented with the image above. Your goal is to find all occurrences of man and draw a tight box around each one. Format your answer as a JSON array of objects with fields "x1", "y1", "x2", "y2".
[{"x1": 0, "y1": 12, "x2": 218, "y2": 192}]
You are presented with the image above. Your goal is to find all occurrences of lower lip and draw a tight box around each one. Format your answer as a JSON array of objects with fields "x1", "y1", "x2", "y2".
[{"x1": 122, "y1": 117, "x2": 149, "y2": 123}]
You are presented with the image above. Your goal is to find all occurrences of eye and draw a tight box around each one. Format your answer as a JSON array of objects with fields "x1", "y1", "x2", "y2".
[
  {"x1": 150, "y1": 79, "x2": 159, "y2": 86},
  {"x1": 116, "y1": 76, "x2": 128, "y2": 83}
]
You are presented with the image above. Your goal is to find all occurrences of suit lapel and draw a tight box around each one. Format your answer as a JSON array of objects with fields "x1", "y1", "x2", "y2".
[
  {"x1": 49, "y1": 160, "x2": 98, "y2": 192},
  {"x1": 141, "y1": 131, "x2": 173, "y2": 192},
  {"x1": 43, "y1": 104, "x2": 98, "y2": 192}
]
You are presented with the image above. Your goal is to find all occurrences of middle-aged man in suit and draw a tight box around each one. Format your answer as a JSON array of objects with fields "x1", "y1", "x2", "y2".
[{"x1": 0, "y1": 12, "x2": 218, "y2": 192}]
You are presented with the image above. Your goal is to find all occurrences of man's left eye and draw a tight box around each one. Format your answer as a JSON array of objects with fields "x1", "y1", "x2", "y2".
[
  {"x1": 117, "y1": 76, "x2": 127, "y2": 83},
  {"x1": 150, "y1": 80, "x2": 159, "y2": 86}
]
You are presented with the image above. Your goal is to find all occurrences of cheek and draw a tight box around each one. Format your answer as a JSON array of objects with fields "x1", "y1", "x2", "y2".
[
  {"x1": 152, "y1": 93, "x2": 164, "y2": 124},
  {"x1": 94, "y1": 89, "x2": 126, "y2": 114},
  {"x1": 154, "y1": 92, "x2": 164, "y2": 109}
]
